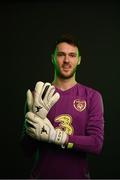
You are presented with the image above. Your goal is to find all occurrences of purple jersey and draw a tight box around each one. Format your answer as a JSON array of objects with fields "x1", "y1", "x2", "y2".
[{"x1": 21, "y1": 83, "x2": 104, "y2": 179}]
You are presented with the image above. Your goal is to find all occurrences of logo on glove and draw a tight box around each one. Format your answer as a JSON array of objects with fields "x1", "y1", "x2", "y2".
[
  {"x1": 41, "y1": 126, "x2": 48, "y2": 134},
  {"x1": 35, "y1": 105, "x2": 42, "y2": 113}
]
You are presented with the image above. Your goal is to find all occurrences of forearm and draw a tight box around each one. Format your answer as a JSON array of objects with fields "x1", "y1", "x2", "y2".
[
  {"x1": 68, "y1": 133, "x2": 103, "y2": 154},
  {"x1": 67, "y1": 92, "x2": 104, "y2": 154},
  {"x1": 67, "y1": 116, "x2": 104, "y2": 154}
]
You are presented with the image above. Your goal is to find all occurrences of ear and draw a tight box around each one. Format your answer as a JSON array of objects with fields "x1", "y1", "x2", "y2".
[
  {"x1": 51, "y1": 54, "x2": 54, "y2": 64},
  {"x1": 77, "y1": 56, "x2": 81, "y2": 65}
]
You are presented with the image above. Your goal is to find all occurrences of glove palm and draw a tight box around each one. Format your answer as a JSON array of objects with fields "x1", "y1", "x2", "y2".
[
  {"x1": 25, "y1": 112, "x2": 68, "y2": 145},
  {"x1": 27, "y1": 81, "x2": 60, "y2": 119}
]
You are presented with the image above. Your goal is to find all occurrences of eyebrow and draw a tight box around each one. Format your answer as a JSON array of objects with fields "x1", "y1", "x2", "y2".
[{"x1": 56, "y1": 51, "x2": 77, "y2": 55}]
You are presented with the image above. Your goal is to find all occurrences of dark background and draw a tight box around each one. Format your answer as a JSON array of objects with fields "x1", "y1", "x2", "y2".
[{"x1": 0, "y1": 1, "x2": 120, "y2": 178}]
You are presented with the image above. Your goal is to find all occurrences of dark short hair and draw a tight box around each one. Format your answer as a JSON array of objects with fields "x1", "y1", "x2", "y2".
[{"x1": 52, "y1": 34, "x2": 80, "y2": 56}]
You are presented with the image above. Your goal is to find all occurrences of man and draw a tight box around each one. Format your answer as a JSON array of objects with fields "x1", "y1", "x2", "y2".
[{"x1": 21, "y1": 34, "x2": 104, "y2": 179}]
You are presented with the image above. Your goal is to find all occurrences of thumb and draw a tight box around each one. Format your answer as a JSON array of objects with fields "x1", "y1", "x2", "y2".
[{"x1": 27, "y1": 89, "x2": 34, "y2": 111}]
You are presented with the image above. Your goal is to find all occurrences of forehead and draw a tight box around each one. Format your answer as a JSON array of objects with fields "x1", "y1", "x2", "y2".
[{"x1": 56, "y1": 42, "x2": 78, "y2": 53}]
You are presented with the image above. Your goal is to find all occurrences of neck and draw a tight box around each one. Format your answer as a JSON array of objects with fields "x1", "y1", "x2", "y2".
[{"x1": 52, "y1": 76, "x2": 77, "y2": 91}]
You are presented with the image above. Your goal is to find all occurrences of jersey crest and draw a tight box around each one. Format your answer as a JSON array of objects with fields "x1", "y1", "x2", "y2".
[{"x1": 73, "y1": 99, "x2": 86, "y2": 112}]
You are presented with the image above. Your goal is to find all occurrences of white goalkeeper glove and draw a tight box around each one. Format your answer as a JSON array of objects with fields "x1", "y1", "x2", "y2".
[
  {"x1": 25, "y1": 111, "x2": 68, "y2": 146},
  {"x1": 26, "y1": 81, "x2": 60, "y2": 119}
]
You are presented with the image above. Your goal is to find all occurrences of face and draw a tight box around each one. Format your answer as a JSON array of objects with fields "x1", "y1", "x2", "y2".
[{"x1": 52, "y1": 42, "x2": 81, "y2": 79}]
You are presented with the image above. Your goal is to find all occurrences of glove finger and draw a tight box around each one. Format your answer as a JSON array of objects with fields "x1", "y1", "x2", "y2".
[
  {"x1": 34, "y1": 81, "x2": 44, "y2": 103},
  {"x1": 35, "y1": 81, "x2": 44, "y2": 93},
  {"x1": 44, "y1": 85, "x2": 55, "y2": 101},
  {"x1": 27, "y1": 89, "x2": 34, "y2": 111},
  {"x1": 26, "y1": 126, "x2": 35, "y2": 133},
  {"x1": 25, "y1": 120, "x2": 35, "y2": 128},
  {"x1": 25, "y1": 112, "x2": 40, "y2": 124},
  {"x1": 42, "y1": 84, "x2": 51, "y2": 100},
  {"x1": 25, "y1": 118, "x2": 37, "y2": 128},
  {"x1": 40, "y1": 82, "x2": 51, "y2": 101},
  {"x1": 26, "y1": 127, "x2": 35, "y2": 138},
  {"x1": 49, "y1": 92, "x2": 60, "y2": 107}
]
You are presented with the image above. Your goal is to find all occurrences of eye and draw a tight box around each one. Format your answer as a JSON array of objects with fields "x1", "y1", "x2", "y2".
[
  {"x1": 69, "y1": 53, "x2": 77, "y2": 57},
  {"x1": 57, "y1": 52, "x2": 65, "y2": 57}
]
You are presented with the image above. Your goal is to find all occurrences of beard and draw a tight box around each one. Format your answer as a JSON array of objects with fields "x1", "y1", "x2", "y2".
[{"x1": 55, "y1": 63, "x2": 78, "y2": 79}]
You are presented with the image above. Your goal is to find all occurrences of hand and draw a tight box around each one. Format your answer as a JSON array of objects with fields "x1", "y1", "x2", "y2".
[
  {"x1": 25, "y1": 111, "x2": 68, "y2": 146},
  {"x1": 27, "y1": 81, "x2": 60, "y2": 119}
]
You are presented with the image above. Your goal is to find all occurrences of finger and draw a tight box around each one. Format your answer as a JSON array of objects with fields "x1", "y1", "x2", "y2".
[
  {"x1": 26, "y1": 126, "x2": 35, "y2": 133},
  {"x1": 44, "y1": 85, "x2": 55, "y2": 102},
  {"x1": 40, "y1": 82, "x2": 51, "y2": 100},
  {"x1": 27, "y1": 89, "x2": 34, "y2": 111},
  {"x1": 25, "y1": 112, "x2": 40, "y2": 124},
  {"x1": 25, "y1": 120, "x2": 35, "y2": 128},
  {"x1": 26, "y1": 127, "x2": 35, "y2": 138},
  {"x1": 25, "y1": 118, "x2": 36, "y2": 128},
  {"x1": 49, "y1": 92, "x2": 60, "y2": 107},
  {"x1": 42, "y1": 84, "x2": 51, "y2": 100},
  {"x1": 34, "y1": 81, "x2": 44, "y2": 102}
]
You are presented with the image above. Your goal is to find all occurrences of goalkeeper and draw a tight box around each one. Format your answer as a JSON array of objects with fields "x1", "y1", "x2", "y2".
[{"x1": 21, "y1": 34, "x2": 104, "y2": 179}]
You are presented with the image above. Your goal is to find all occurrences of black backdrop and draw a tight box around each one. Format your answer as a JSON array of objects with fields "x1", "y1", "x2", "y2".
[{"x1": 0, "y1": 1, "x2": 120, "y2": 178}]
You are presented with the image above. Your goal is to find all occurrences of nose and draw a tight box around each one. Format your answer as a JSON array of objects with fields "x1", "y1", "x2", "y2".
[{"x1": 63, "y1": 55, "x2": 69, "y2": 63}]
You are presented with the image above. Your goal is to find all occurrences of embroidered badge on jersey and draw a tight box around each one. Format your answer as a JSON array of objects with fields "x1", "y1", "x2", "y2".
[
  {"x1": 73, "y1": 99, "x2": 86, "y2": 112},
  {"x1": 54, "y1": 114, "x2": 74, "y2": 135}
]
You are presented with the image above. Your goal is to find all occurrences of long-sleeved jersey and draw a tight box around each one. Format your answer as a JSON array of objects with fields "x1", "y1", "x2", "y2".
[{"x1": 21, "y1": 83, "x2": 104, "y2": 179}]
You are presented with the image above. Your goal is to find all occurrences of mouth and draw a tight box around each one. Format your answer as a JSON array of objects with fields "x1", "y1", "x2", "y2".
[
  {"x1": 62, "y1": 65, "x2": 71, "y2": 70},
  {"x1": 62, "y1": 67, "x2": 71, "y2": 72}
]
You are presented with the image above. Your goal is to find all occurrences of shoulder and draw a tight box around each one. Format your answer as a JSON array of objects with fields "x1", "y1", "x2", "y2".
[
  {"x1": 76, "y1": 83, "x2": 103, "y2": 100},
  {"x1": 76, "y1": 83, "x2": 104, "y2": 112}
]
